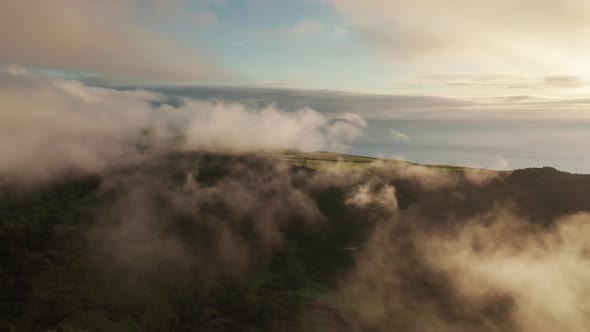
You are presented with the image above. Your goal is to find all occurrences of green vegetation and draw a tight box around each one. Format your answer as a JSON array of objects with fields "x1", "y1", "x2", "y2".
[
  {"x1": 265, "y1": 150, "x2": 400, "y2": 171},
  {"x1": 266, "y1": 150, "x2": 485, "y2": 172}
]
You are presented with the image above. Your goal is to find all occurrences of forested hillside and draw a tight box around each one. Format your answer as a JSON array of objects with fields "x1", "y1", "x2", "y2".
[{"x1": 2, "y1": 152, "x2": 590, "y2": 331}]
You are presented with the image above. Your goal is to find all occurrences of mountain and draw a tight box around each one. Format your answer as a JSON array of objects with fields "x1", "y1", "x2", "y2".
[{"x1": 2, "y1": 151, "x2": 590, "y2": 331}]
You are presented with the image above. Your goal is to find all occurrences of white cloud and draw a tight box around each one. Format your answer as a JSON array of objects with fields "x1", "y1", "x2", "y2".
[
  {"x1": 495, "y1": 157, "x2": 511, "y2": 170},
  {"x1": 0, "y1": 69, "x2": 366, "y2": 183},
  {"x1": 182, "y1": 102, "x2": 365, "y2": 151},
  {"x1": 389, "y1": 129, "x2": 410, "y2": 142},
  {"x1": 420, "y1": 211, "x2": 590, "y2": 332}
]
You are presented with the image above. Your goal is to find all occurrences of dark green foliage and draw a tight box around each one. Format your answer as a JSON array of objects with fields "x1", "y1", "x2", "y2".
[
  {"x1": 171, "y1": 284, "x2": 300, "y2": 331},
  {"x1": 0, "y1": 154, "x2": 368, "y2": 331},
  {"x1": 4, "y1": 151, "x2": 590, "y2": 331},
  {"x1": 0, "y1": 177, "x2": 101, "y2": 331}
]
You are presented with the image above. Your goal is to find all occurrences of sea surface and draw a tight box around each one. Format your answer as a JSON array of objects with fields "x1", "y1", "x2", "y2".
[{"x1": 346, "y1": 119, "x2": 590, "y2": 173}]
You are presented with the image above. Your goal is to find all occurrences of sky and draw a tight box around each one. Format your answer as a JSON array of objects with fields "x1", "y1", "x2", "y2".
[
  {"x1": 3, "y1": 0, "x2": 590, "y2": 97},
  {"x1": 2, "y1": 0, "x2": 590, "y2": 172}
]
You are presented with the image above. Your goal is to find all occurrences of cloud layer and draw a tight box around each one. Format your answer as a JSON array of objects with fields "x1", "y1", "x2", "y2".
[
  {"x1": 0, "y1": 68, "x2": 365, "y2": 184},
  {"x1": 330, "y1": 0, "x2": 590, "y2": 72},
  {"x1": 0, "y1": 0, "x2": 231, "y2": 81},
  {"x1": 328, "y1": 0, "x2": 590, "y2": 98}
]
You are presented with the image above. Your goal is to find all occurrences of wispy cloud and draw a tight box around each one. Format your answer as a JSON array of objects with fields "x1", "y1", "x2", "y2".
[
  {"x1": 388, "y1": 73, "x2": 589, "y2": 91},
  {"x1": 329, "y1": 0, "x2": 590, "y2": 97},
  {"x1": 389, "y1": 129, "x2": 410, "y2": 143},
  {"x1": 0, "y1": 0, "x2": 233, "y2": 81},
  {"x1": 329, "y1": 0, "x2": 590, "y2": 68},
  {"x1": 150, "y1": 84, "x2": 590, "y2": 121}
]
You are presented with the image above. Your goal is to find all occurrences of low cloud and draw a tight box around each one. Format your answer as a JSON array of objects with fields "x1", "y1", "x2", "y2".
[
  {"x1": 0, "y1": 68, "x2": 366, "y2": 185},
  {"x1": 418, "y1": 211, "x2": 590, "y2": 332},
  {"x1": 89, "y1": 155, "x2": 325, "y2": 282},
  {"x1": 389, "y1": 129, "x2": 410, "y2": 142},
  {"x1": 325, "y1": 164, "x2": 590, "y2": 331},
  {"x1": 495, "y1": 157, "x2": 511, "y2": 170},
  {"x1": 82, "y1": 154, "x2": 590, "y2": 330},
  {"x1": 182, "y1": 101, "x2": 365, "y2": 152},
  {"x1": 4, "y1": 108, "x2": 589, "y2": 330}
]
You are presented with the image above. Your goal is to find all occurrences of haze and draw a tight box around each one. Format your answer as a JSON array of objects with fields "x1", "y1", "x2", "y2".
[
  {"x1": 2, "y1": 1, "x2": 590, "y2": 332},
  {"x1": 2, "y1": 0, "x2": 590, "y2": 172}
]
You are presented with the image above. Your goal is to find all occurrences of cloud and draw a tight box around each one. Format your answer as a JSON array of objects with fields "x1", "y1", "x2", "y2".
[
  {"x1": 0, "y1": 0, "x2": 232, "y2": 81},
  {"x1": 419, "y1": 211, "x2": 590, "y2": 332},
  {"x1": 495, "y1": 157, "x2": 511, "y2": 170},
  {"x1": 544, "y1": 75, "x2": 585, "y2": 88},
  {"x1": 82, "y1": 152, "x2": 590, "y2": 330},
  {"x1": 89, "y1": 155, "x2": 325, "y2": 281},
  {"x1": 181, "y1": 101, "x2": 366, "y2": 152},
  {"x1": 346, "y1": 181, "x2": 397, "y2": 211},
  {"x1": 152, "y1": 84, "x2": 590, "y2": 121},
  {"x1": 329, "y1": 0, "x2": 590, "y2": 78},
  {"x1": 322, "y1": 163, "x2": 590, "y2": 331},
  {"x1": 388, "y1": 73, "x2": 590, "y2": 95},
  {"x1": 0, "y1": 69, "x2": 365, "y2": 184},
  {"x1": 153, "y1": 85, "x2": 476, "y2": 119},
  {"x1": 389, "y1": 129, "x2": 410, "y2": 142},
  {"x1": 4, "y1": 98, "x2": 589, "y2": 330}
]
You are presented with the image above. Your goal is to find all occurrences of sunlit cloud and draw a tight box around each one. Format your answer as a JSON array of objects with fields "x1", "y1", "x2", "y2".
[
  {"x1": 328, "y1": 0, "x2": 590, "y2": 96},
  {"x1": 0, "y1": 0, "x2": 233, "y2": 81}
]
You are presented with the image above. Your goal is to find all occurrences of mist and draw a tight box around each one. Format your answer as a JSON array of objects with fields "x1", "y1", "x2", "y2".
[
  {"x1": 2, "y1": 0, "x2": 589, "y2": 330},
  {"x1": 4, "y1": 63, "x2": 590, "y2": 331},
  {"x1": 39, "y1": 149, "x2": 588, "y2": 331},
  {"x1": 0, "y1": 68, "x2": 365, "y2": 185},
  {"x1": 315, "y1": 162, "x2": 590, "y2": 332}
]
